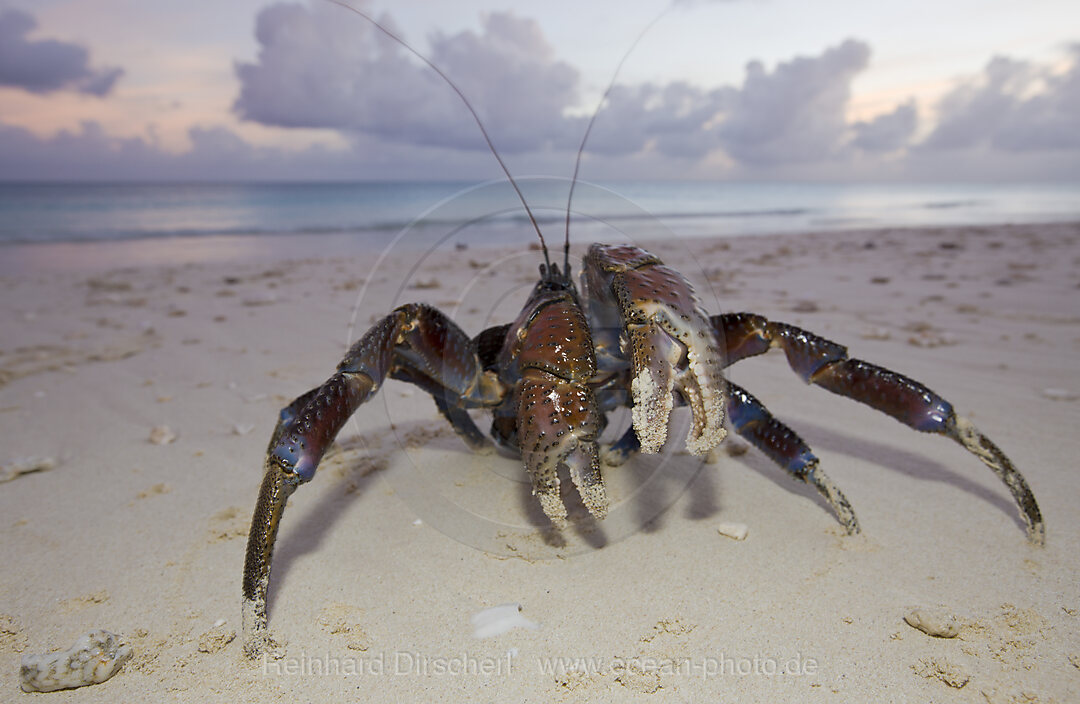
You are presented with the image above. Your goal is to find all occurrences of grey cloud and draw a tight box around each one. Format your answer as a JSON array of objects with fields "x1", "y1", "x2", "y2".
[
  {"x1": 920, "y1": 56, "x2": 1034, "y2": 151},
  {"x1": 11, "y1": 0, "x2": 1072, "y2": 183},
  {"x1": 590, "y1": 39, "x2": 875, "y2": 166},
  {"x1": 922, "y1": 45, "x2": 1080, "y2": 153},
  {"x1": 716, "y1": 39, "x2": 871, "y2": 166},
  {"x1": 0, "y1": 120, "x2": 503, "y2": 181},
  {"x1": 993, "y1": 44, "x2": 1080, "y2": 151},
  {"x1": 234, "y1": 3, "x2": 580, "y2": 153},
  {"x1": 0, "y1": 9, "x2": 123, "y2": 95},
  {"x1": 584, "y1": 82, "x2": 730, "y2": 158},
  {"x1": 0, "y1": 121, "x2": 158, "y2": 179},
  {"x1": 0, "y1": 121, "x2": 282, "y2": 180},
  {"x1": 233, "y1": 6, "x2": 896, "y2": 171},
  {"x1": 851, "y1": 100, "x2": 917, "y2": 152},
  {"x1": 78, "y1": 66, "x2": 125, "y2": 97},
  {"x1": 0, "y1": 121, "x2": 232, "y2": 180}
]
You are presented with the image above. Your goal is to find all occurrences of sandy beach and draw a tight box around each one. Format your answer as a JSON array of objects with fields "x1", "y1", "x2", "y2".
[{"x1": 1, "y1": 221, "x2": 1078, "y2": 702}]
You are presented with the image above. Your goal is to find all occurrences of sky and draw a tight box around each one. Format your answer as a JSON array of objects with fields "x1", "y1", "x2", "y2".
[{"x1": 0, "y1": 0, "x2": 1078, "y2": 182}]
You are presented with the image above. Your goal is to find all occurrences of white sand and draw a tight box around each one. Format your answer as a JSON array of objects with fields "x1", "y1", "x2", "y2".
[{"x1": 1, "y1": 222, "x2": 1078, "y2": 702}]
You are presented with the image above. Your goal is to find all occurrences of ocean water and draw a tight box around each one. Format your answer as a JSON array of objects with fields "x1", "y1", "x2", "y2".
[{"x1": 0, "y1": 180, "x2": 1077, "y2": 247}]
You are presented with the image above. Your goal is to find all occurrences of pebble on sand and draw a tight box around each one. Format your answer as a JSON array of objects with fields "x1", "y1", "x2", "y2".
[
  {"x1": 903, "y1": 607, "x2": 959, "y2": 638},
  {"x1": 716, "y1": 522, "x2": 749, "y2": 541},
  {"x1": 149, "y1": 425, "x2": 177, "y2": 445},
  {"x1": 0, "y1": 456, "x2": 57, "y2": 483}
]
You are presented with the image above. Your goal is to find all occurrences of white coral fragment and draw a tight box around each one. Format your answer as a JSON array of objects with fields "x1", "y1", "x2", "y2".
[
  {"x1": 716, "y1": 521, "x2": 749, "y2": 541},
  {"x1": 471, "y1": 603, "x2": 539, "y2": 639},
  {"x1": 904, "y1": 607, "x2": 959, "y2": 638},
  {"x1": 20, "y1": 630, "x2": 132, "y2": 692},
  {"x1": 0, "y1": 455, "x2": 57, "y2": 483}
]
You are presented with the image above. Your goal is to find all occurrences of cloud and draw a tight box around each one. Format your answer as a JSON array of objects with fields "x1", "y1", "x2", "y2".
[
  {"x1": 851, "y1": 100, "x2": 917, "y2": 152},
  {"x1": 233, "y1": 6, "x2": 925, "y2": 172},
  {"x1": 234, "y1": 3, "x2": 580, "y2": 153},
  {"x1": 586, "y1": 38, "x2": 876, "y2": 168},
  {"x1": 920, "y1": 56, "x2": 1035, "y2": 151},
  {"x1": 715, "y1": 39, "x2": 871, "y2": 166},
  {"x1": 0, "y1": 119, "x2": 507, "y2": 181},
  {"x1": 0, "y1": 121, "x2": 263, "y2": 180},
  {"x1": 922, "y1": 44, "x2": 1080, "y2": 152},
  {"x1": 234, "y1": 1, "x2": 738, "y2": 163},
  {"x1": 5, "y1": 1, "x2": 1074, "y2": 183},
  {"x1": 583, "y1": 81, "x2": 730, "y2": 158},
  {"x1": 0, "y1": 121, "x2": 156, "y2": 179},
  {"x1": 0, "y1": 9, "x2": 123, "y2": 96}
]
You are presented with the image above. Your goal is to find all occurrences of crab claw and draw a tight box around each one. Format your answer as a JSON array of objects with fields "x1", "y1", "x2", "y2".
[
  {"x1": 517, "y1": 377, "x2": 607, "y2": 526},
  {"x1": 503, "y1": 284, "x2": 610, "y2": 526},
  {"x1": 584, "y1": 244, "x2": 727, "y2": 455}
]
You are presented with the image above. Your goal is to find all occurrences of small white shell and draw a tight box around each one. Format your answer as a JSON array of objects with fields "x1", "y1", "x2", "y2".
[
  {"x1": 471, "y1": 603, "x2": 539, "y2": 639},
  {"x1": 20, "y1": 630, "x2": 132, "y2": 692},
  {"x1": 716, "y1": 522, "x2": 749, "y2": 541}
]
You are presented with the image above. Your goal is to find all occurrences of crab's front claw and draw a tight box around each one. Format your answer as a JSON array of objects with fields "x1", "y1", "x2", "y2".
[
  {"x1": 517, "y1": 376, "x2": 607, "y2": 526},
  {"x1": 505, "y1": 285, "x2": 609, "y2": 527},
  {"x1": 584, "y1": 244, "x2": 726, "y2": 455}
]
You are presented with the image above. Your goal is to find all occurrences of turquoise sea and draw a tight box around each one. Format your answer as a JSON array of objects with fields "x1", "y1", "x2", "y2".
[{"x1": 0, "y1": 180, "x2": 1077, "y2": 247}]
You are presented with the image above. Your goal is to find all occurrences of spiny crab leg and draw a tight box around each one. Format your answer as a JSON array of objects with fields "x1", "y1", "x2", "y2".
[
  {"x1": 243, "y1": 371, "x2": 366, "y2": 658},
  {"x1": 242, "y1": 436, "x2": 300, "y2": 658},
  {"x1": 243, "y1": 304, "x2": 502, "y2": 658},
  {"x1": 583, "y1": 243, "x2": 727, "y2": 457},
  {"x1": 725, "y1": 382, "x2": 859, "y2": 533},
  {"x1": 597, "y1": 380, "x2": 860, "y2": 533},
  {"x1": 716, "y1": 312, "x2": 1045, "y2": 545}
]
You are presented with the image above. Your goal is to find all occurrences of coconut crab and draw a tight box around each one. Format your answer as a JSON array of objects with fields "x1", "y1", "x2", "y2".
[{"x1": 241, "y1": 3, "x2": 1045, "y2": 659}]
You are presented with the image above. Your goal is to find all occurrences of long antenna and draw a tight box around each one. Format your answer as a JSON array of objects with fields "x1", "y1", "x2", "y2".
[
  {"x1": 323, "y1": 0, "x2": 552, "y2": 268},
  {"x1": 563, "y1": 5, "x2": 673, "y2": 273}
]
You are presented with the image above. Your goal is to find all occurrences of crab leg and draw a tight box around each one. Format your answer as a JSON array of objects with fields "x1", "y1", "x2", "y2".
[
  {"x1": 599, "y1": 424, "x2": 641, "y2": 467},
  {"x1": 595, "y1": 378, "x2": 858, "y2": 531},
  {"x1": 392, "y1": 366, "x2": 493, "y2": 453},
  {"x1": 726, "y1": 382, "x2": 858, "y2": 533},
  {"x1": 243, "y1": 303, "x2": 503, "y2": 658},
  {"x1": 714, "y1": 313, "x2": 1044, "y2": 545},
  {"x1": 583, "y1": 244, "x2": 727, "y2": 457}
]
